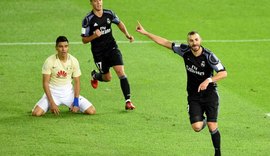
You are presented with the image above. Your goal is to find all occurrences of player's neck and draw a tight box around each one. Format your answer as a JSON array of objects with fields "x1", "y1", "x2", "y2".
[
  {"x1": 93, "y1": 9, "x2": 103, "y2": 17},
  {"x1": 191, "y1": 47, "x2": 202, "y2": 57},
  {"x1": 57, "y1": 54, "x2": 68, "y2": 62}
]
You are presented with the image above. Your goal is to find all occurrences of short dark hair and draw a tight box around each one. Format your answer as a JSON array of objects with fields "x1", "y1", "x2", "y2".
[
  {"x1": 187, "y1": 31, "x2": 199, "y2": 36},
  {"x1": 56, "y1": 36, "x2": 69, "y2": 46}
]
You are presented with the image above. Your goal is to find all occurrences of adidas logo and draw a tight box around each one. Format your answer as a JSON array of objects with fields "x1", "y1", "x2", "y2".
[{"x1": 94, "y1": 23, "x2": 98, "y2": 27}]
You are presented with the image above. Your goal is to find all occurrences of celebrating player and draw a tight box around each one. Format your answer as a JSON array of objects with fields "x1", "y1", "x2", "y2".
[
  {"x1": 81, "y1": 0, "x2": 135, "y2": 110},
  {"x1": 32, "y1": 36, "x2": 96, "y2": 116},
  {"x1": 136, "y1": 22, "x2": 227, "y2": 156}
]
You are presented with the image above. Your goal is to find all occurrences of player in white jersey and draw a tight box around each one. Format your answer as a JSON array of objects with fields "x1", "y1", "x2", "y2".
[{"x1": 32, "y1": 36, "x2": 96, "y2": 116}]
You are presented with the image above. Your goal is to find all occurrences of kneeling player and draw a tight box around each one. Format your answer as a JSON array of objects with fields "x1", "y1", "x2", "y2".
[{"x1": 32, "y1": 36, "x2": 96, "y2": 116}]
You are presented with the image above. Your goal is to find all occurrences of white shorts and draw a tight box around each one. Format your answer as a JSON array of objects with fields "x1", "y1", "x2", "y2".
[{"x1": 34, "y1": 84, "x2": 93, "y2": 113}]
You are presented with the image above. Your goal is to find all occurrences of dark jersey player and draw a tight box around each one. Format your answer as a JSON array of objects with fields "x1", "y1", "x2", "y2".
[
  {"x1": 81, "y1": 0, "x2": 135, "y2": 110},
  {"x1": 136, "y1": 22, "x2": 227, "y2": 156}
]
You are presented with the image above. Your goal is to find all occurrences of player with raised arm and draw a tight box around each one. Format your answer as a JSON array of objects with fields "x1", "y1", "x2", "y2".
[{"x1": 136, "y1": 22, "x2": 227, "y2": 156}]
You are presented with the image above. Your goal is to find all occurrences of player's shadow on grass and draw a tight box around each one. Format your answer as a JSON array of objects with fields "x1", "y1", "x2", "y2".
[
  {"x1": 118, "y1": 109, "x2": 136, "y2": 114},
  {"x1": 26, "y1": 110, "x2": 91, "y2": 118}
]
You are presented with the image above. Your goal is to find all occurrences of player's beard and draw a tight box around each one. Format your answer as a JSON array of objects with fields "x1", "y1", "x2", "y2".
[{"x1": 191, "y1": 45, "x2": 201, "y2": 52}]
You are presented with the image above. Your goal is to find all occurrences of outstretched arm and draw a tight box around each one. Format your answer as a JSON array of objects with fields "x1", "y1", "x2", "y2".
[
  {"x1": 136, "y1": 21, "x2": 172, "y2": 49},
  {"x1": 117, "y1": 21, "x2": 134, "y2": 42}
]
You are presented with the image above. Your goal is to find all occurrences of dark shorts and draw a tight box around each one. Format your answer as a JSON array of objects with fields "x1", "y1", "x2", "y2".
[
  {"x1": 93, "y1": 48, "x2": 124, "y2": 74},
  {"x1": 187, "y1": 89, "x2": 219, "y2": 124}
]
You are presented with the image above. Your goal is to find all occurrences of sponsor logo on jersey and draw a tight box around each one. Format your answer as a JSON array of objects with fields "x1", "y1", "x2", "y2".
[
  {"x1": 100, "y1": 26, "x2": 111, "y2": 35},
  {"x1": 57, "y1": 70, "x2": 67, "y2": 78},
  {"x1": 186, "y1": 65, "x2": 205, "y2": 76}
]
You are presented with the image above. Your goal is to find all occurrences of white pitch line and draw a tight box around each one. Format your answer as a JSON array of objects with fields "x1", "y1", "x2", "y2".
[
  {"x1": 0, "y1": 39, "x2": 270, "y2": 46},
  {"x1": 120, "y1": 39, "x2": 270, "y2": 43}
]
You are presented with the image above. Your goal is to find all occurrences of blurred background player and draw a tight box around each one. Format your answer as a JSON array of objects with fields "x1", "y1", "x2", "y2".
[
  {"x1": 81, "y1": 0, "x2": 135, "y2": 110},
  {"x1": 136, "y1": 22, "x2": 227, "y2": 156},
  {"x1": 32, "y1": 36, "x2": 96, "y2": 116}
]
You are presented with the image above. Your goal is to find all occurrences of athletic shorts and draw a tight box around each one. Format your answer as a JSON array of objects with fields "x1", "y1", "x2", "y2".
[
  {"x1": 34, "y1": 84, "x2": 93, "y2": 113},
  {"x1": 187, "y1": 89, "x2": 219, "y2": 124},
  {"x1": 93, "y1": 48, "x2": 123, "y2": 74}
]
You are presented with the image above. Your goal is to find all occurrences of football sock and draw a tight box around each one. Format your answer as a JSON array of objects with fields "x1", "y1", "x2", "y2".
[
  {"x1": 93, "y1": 72, "x2": 104, "y2": 81},
  {"x1": 210, "y1": 128, "x2": 221, "y2": 156},
  {"x1": 119, "y1": 76, "x2": 130, "y2": 100}
]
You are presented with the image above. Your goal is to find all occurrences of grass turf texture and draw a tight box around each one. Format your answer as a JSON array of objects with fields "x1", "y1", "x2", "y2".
[{"x1": 0, "y1": 0, "x2": 269, "y2": 155}]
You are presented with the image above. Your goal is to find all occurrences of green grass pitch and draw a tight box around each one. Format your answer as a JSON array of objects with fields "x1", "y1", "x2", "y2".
[{"x1": 0, "y1": 0, "x2": 269, "y2": 155}]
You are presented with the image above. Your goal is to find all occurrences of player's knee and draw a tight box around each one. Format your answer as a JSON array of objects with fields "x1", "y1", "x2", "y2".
[
  {"x1": 32, "y1": 106, "x2": 44, "y2": 117},
  {"x1": 85, "y1": 110, "x2": 96, "y2": 115},
  {"x1": 113, "y1": 66, "x2": 125, "y2": 76},
  {"x1": 32, "y1": 110, "x2": 44, "y2": 117},
  {"x1": 192, "y1": 126, "x2": 202, "y2": 132},
  {"x1": 116, "y1": 71, "x2": 125, "y2": 77},
  {"x1": 191, "y1": 122, "x2": 204, "y2": 132},
  {"x1": 207, "y1": 122, "x2": 218, "y2": 131},
  {"x1": 84, "y1": 106, "x2": 96, "y2": 115}
]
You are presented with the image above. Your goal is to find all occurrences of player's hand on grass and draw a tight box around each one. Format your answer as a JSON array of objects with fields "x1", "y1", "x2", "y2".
[
  {"x1": 71, "y1": 97, "x2": 79, "y2": 113},
  {"x1": 50, "y1": 103, "x2": 60, "y2": 115},
  {"x1": 70, "y1": 106, "x2": 80, "y2": 113}
]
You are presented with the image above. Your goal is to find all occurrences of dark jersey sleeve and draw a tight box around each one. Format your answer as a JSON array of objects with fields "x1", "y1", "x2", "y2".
[
  {"x1": 206, "y1": 52, "x2": 226, "y2": 72},
  {"x1": 172, "y1": 43, "x2": 189, "y2": 57},
  {"x1": 81, "y1": 14, "x2": 93, "y2": 37},
  {"x1": 111, "y1": 11, "x2": 120, "y2": 24},
  {"x1": 203, "y1": 48, "x2": 226, "y2": 72},
  {"x1": 104, "y1": 10, "x2": 120, "y2": 25}
]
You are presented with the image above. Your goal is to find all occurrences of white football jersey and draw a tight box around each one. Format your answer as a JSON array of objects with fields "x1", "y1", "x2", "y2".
[{"x1": 42, "y1": 53, "x2": 81, "y2": 86}]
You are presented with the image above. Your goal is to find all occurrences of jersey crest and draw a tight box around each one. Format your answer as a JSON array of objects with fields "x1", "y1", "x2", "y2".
[
  {"x1": 201, "y1": 61, "x2": 205, "y2": 67},
  {"x1": 107, "y1": 18, "x2": 111, "y2": 24}
]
